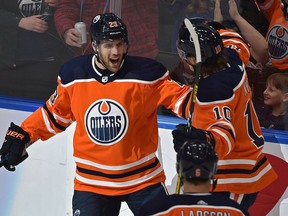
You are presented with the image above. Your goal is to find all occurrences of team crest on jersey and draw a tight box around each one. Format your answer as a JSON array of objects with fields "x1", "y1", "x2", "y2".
[
  {"x1": 18, "y1": 0, "x2": 49, "y2": 18},
  {"x1": 267, "y1": 25, "x2": 288, "y2": 60},
  {"x1": 102, "y1": 76, "x2": 109, "y2": 83},
  {"x1": 85, "y1": 99, "x2": 128, "y2": 145}
]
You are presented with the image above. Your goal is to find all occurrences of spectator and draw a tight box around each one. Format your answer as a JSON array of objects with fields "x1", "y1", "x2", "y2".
[
  {"x1": 54, "y1": 0, "x2": 159, "y2": 58},
  {"x1": 139, "y1": 140, "x2": 248, "y2": 216},
  {"x1": 256, "y1": 72, "x2": 288, "y2": 130},
  {"x1": 255, "y1": 0, "x2": 288, "y2": 70},
  {"x1": 240, "y1": 0, "x2": 269, "y2": 37},
  {"x1": 0, "y1": 0, "x2": 73, "y2": 100},
  {"x1": 172, "y1": 20, "x2": 277, "y2": 212},
  {"x1": 0, "y1": 13, "x2": 193, "y2": 216},
  {"x1": 241, "y1": 0, "x2": 287, "y2": 113}
]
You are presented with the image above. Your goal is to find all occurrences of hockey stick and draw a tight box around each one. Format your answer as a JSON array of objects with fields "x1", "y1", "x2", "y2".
[
  {"x1": 185, "y1": 18, "x2": 202, "y2": 131},
  {"x1": 175, "y1": 18, "x2": 202, "y2": 194}
]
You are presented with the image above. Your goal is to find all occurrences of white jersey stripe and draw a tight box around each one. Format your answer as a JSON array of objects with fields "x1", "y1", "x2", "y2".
[
  {"x1": 75, "y1": 166, "x2": 163, "y2": 187},
  {"x1": 217, "y1": 163, "x2": 272, "y2": 184},
  {"x1": 74, "y1": 152, "x2": 157, "y2": 171},
  {"x1": 41, "y1": 107, "x2": 57, "y2": 135}
]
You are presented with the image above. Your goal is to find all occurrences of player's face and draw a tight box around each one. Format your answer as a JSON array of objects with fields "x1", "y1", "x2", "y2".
[
  {"x1": 95, "y1": 39, "x2": 128, "y2": 73},
  {"x1": 180, "y1": 57, "x2": 196, "y2": 85},
  {"x1": 263, "y1": 82, "x2": 285, "y2": 107},
  {"x1": 184, "y1": 56, "x2": 196, "y2": 72}
]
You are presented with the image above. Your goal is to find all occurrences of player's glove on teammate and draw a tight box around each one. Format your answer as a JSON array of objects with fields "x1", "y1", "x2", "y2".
[
  {"x1": 172, "y1": 124, "x2": 215, "y2": 152},
  {"x1": 0, "y1": 122, "x2": 30, "y2": 171}
]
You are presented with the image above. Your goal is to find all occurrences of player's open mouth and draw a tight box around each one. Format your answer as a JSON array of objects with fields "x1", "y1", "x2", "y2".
[{"x1": 110, "y1": 59, "x2": 119, "y2": 65}]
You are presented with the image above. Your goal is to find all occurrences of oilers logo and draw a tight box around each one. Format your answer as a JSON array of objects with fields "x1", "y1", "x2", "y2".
[
  {"x1": 85, "y1": 99, "x2": 128, "y2": 145},
  {"x1": 267, "y1": 25, "x2": 288, "y2": 60}
]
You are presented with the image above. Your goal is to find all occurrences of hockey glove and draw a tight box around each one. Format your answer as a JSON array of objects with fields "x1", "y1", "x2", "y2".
[
  {"x1": 0, "y1": 122, "x2": 30, "y2": 171},
  {"x1": 172, "y1": 123, "x2": 215, "y2": 152}
]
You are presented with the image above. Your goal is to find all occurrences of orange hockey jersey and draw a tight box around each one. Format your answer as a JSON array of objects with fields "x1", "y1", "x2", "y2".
[
  {"x1": 21, "y1": 55, "x2": 192, "y2": 196},
  {"x1": 256, "y1": 0, "x2": 288, "y2": 70},
  {"x1": 191, "y1": 48, "x2": 277, "y2": 194},
  {"x1": 218, "y1": 29, "x2": 251, "y2": 67}
]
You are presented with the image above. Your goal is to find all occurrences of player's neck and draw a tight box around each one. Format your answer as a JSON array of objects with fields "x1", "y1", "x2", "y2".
[{"x1": 183, "y1": 182, "x2": 210, "y2": 193}]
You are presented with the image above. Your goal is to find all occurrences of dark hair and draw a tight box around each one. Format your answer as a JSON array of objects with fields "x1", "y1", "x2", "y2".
[{"x1": 201, "y1": 49, "x2": 229, "y2": 77}]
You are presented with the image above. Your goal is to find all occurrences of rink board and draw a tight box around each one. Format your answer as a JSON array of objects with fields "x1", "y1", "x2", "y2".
[{"x1": 0, "y1": 96, "x2": 287, "y2": 216}]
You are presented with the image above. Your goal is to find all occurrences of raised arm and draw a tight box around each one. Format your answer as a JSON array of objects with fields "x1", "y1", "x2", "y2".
[
  {"x1": 213, "y1": 0, "x2": 223, "y2": 23},
  {"x1": 228, "y1": 0, "x2": 269, "y2": 63}
]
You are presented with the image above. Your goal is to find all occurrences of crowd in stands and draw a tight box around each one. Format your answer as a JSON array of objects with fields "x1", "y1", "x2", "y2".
[{"x1": 0, "y1": 0, "x2": 73, "y2": 99}]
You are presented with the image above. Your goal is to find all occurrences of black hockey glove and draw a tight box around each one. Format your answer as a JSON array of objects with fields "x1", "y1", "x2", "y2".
[
  {"x1": 0, "y1": 122, "x2": 30, "y2": 171},
  {"x1": 172, "y1": 124, "x2": 215, "y2": 152}
]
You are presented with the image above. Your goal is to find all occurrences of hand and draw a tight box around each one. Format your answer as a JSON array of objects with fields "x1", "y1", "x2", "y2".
[
  {"x1": 63, "y1": 28, "x2": 85, "y2": 47},
  {"x1": 228, "y1": 0, "x2": 241, "y2": 20},
  {"x1": 214, "y1": 0, "x2": 223, "y2": 23},
  {"x1": 0, "y1": 123, "x2": 30, "y2": 171},
  {"x1": 18, "y1": 15, "x2": 48, "y2": 33},
  {"x1": 172, "y1": 124, "x2": 215, "y2": 152}
]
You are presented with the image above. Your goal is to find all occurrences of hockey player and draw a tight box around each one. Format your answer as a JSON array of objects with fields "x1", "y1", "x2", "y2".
[
  {"x1": 139, "y1": 140, "x2": 248, "y2": 216},
  {"x1": 170, "y1": 16, "x2": 257, "y2": 86},
  {"x1": 172, "y1": 21, "x2": 278, "y2": 212},
  {"x1": 0, "y1": 13, "x2": 192, "y2": 216}
]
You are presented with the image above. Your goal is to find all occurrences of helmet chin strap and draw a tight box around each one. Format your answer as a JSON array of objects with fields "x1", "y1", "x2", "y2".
[{"x1": 95, "y1": 51, "x2": 109, "y2": 70}]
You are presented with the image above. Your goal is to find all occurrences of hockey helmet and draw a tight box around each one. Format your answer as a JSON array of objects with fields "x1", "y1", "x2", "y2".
[
  {"x1": 177, "y1": 19, "x2": 224, "y2": 61},
  {"x1": 90, "y1": 13, "x2": 128, "y2": 43},
  {"x1": 176, "y1": 140, "x2": 218, "y2": 180}
]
